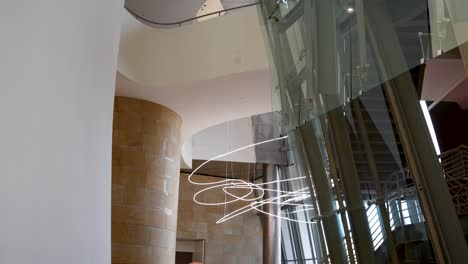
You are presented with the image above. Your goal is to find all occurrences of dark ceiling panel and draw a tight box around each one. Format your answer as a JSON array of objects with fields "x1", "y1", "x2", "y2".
[{"x1": 181, "y1": 159, "x2": 265, "y2": 181}]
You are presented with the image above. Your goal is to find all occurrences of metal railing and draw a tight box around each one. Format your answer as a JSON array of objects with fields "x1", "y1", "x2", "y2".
[
  {"x1": 359, "y1": 145, "x2": 467, "y2": 254},
  {"x1": 385, "y1": 146, "x2": 468, "y2": 216},
  {"x1": 365, "y1": 180, "x2": 425, "y2": 252},
  {"x1": 440, "y1": 145, "x2": 468, "y2": 215},
  {"x1": 387, "y1": 187, "x2": 425, "y2": 229},
  {"x1": 124, "y1": 2, "x2": 260, "y2": 28}
]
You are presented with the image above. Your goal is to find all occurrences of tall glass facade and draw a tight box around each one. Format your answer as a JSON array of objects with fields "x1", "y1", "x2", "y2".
[{"x1": 261, "y1": 0, "x2": 468, "y2": 263}]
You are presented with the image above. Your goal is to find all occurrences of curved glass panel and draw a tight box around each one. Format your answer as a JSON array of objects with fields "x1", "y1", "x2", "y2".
[
  {"x1": 262, "y1": 0, "x2": 433, "y2": 131},
  {"x1": 260, "y1": 1, "x2": 468, "y2": 263}
]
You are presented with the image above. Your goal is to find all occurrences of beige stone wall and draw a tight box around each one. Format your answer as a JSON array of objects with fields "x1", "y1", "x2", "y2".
[
  {"x1": 112, "y1": 96, "x2": 182, "y2": 264},
  {"x1": 177, "y1": 173, "x2": 263, "y2": 264}
]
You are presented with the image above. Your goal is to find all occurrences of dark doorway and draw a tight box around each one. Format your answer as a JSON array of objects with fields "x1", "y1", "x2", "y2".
[{"x1": 176, "y1": 251, "x2": 193, "y2": 264}]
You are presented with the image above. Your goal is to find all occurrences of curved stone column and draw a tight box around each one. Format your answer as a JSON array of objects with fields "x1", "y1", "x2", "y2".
[{"x1": 112, "y1": 96, "x2": 182, "y2": 264}]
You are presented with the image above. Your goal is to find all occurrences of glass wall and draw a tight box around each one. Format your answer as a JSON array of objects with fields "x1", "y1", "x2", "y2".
[
  {"x1": 428, "y1": 0, "x2": 468, "y2": 57},
  {"x1": 279, "y1": 146, "x2": 330, "y2": 264},
  {"x1": 263, "y1": 0, "x2": 433, "y2": 131},
  {"x1": 261, "y1": 0, "x2": 468, "y2": 263}
]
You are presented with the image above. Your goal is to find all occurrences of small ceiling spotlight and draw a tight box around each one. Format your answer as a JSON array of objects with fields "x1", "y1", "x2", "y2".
[{"x1": 346, "y1": 7, "x2": 355, "y2": 14}]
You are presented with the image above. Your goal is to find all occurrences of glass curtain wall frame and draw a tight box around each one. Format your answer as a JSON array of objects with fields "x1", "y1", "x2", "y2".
[
  {"x1": 261, "y1": 0, "x2": 468, "y2": 263},
  {"x1": 280, "y1": 142, "x2": 330, "y2": 264},
  {"x1": 285, "y1": 80, "x2": 451, "y2": 264}
]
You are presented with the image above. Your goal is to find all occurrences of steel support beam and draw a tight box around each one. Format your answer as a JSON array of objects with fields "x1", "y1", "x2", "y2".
[
  {"x1": 290, "y1": 133, "x2": 328, "y2": 262},
  {"x1": 296, "y1": 122, "x2": 347, "y2": 264},
  {"x1": 384, "y1": 75, "x2": 468, "y2": 263},
  {"x1": 352, "y1": 100, "x2": 399, "y2": 263},
  {"x1": 263, "y1": 164, "x2": 282, "y2": 264},
  {"x1": 327, "y1": 108, "x2": 376, "y2": 264},
  {"x1": 319, "y1": 116, "x2": 356, "y2": 264}
]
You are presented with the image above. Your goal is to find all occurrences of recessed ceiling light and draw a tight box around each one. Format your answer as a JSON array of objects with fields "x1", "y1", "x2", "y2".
[{"x1": 346, "y1": 7, "x2": 355, "y2": 14}]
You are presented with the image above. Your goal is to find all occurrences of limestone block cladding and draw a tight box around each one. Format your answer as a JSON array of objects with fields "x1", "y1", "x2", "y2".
[
  {"x1": 112, "y1": 96, "x2": 182, "y2": 264},
  {"x1": 177, "y1": 173, "x2": 263, "y2": 264}
]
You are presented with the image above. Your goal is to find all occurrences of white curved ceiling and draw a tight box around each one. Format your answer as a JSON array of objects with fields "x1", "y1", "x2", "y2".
[
  {"x1": 116, "y1": 6, "x2": 273, "y2": 167},
  {"x1": 118, "y1": 6, "x2": 269, "y2": 87},
  {"x1": 116, "y1": 69, "x2": 272, "y2": 142}
]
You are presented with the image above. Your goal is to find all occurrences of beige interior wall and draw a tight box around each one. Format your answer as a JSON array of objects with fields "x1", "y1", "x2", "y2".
[
  {"x1": 177, "y1": 173, "x2": 263, "y2": 264},
  {"x1": 112, "y1": 97, "x2": 183, "y2": 264}
]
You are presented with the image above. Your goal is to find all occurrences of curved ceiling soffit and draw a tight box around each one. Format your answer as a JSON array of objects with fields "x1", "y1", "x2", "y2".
[
  {"x1": 118, "y1": 5, "x2": 269, "y2": 88},
  {"x1": 116, "y1": 69, "x2": 273, "y2": 168},
  {"x1": 124, "y1": 0, "x2": 258, "y2": 26},
  {"x1": 117, "y1": 4, "x2": 272, "y2": 168},
  {"x1": 125, "y1": 0, "x2": 206, "y2": 24}
]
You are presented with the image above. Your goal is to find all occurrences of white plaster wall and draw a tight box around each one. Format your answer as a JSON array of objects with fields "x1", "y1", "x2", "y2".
[
  {"x1": 118, "y1": 5, "x2": 268, "y2": 87},
  {"x1": 181, "y1": 139, "x2": 194, "y2": 168},
  {"x1": 0, "y1": 1, "x2": 123, "y2": 263}
]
